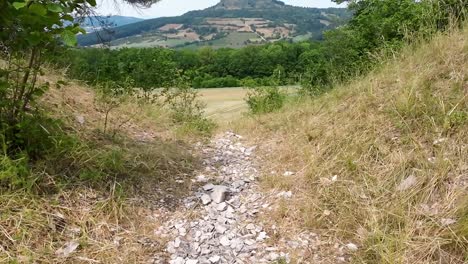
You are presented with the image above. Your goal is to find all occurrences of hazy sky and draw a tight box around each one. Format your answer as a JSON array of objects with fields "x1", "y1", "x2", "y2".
[{"x1": 96, "y1": 0, "x2": 345, "y2": 19}]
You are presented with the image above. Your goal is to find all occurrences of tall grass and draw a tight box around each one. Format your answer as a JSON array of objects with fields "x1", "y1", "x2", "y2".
[{"x1": 234, "y1": 25, "x2": 468, "y2": 263}]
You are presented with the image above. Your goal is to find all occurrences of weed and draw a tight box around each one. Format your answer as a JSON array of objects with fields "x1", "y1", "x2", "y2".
[
  {"x1": 94, "y1": 78, "x2": 135, "y2": 135},
  {"x1": 0, "y1": 154, "x2": 30, "y2": 190},
  {"x1": 245, "y1": 86, "x2": 286, "y2": 114},
  {"x1": 161, "y1": 73, "x2": 216, "y2": 136}
]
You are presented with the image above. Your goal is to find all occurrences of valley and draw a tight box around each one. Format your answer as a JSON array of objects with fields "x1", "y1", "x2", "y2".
[{"x1": 78, "y1": 0, "x2": 350, "y2": 49}]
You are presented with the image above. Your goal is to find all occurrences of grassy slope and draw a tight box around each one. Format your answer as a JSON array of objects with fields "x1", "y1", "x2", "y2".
[
  {"x1": 0, "y1": 76, "x2": 202, "y2": 263},
  {"x1": 235, "y1": 27, "x2": 468, "y2": 263}
]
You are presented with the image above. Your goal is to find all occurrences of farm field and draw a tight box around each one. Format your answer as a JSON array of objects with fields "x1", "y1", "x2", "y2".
[
  {"x1": 182, "y1": 32, "x2": 262, "y2": 50},
  {"x1": 198, "y1": 86, "x2": 299, "y2": 121},
  {"x1": 198, "y1": 87, "x2": 249, "y2": 121}
]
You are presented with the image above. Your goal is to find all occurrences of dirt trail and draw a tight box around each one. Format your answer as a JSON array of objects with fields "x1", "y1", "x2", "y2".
[
  {"x1": 148, "y1": 131, "x2": 349, "y2": 264},
  {"x1": 151, "y1": 132, "x2": 290, "y2": 264}
]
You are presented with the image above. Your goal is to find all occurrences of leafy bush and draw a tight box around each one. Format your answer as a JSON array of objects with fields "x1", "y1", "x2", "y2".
[
  {"x1": 94, "y1": 78, "x2": 135, "y2": 135},
  {"x1": 246, "y1": 86, "x2": 286, "y2": 114},
  {"x1": 161, "y1": 74, "x2": 216, "y2": 135}
]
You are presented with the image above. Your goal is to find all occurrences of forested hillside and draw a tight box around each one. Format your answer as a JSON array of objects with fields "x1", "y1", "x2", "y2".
[{"x1": 77, "y1": 1, "x2": 350, "y2": 48}]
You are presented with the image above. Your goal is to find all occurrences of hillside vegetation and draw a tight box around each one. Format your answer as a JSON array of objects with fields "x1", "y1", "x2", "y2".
[
  {"x1": 77, "y1": 1, "x2": 350, "y2": 48},
  {"x1": 234, "y1": 26, "x2": 468, "y2": 263},
  {"x1": 1, "y1": 0, "x2": 467, "y2": 263}
]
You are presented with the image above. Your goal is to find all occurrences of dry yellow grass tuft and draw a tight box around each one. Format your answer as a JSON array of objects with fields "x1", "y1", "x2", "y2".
[{"x1": 233, "y1": 27, "x2": 468, "y2": 263}]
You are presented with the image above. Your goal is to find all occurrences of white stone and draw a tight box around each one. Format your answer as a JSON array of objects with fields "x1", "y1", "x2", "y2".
[
  {"x1": 220, "y1": 236, "x2": 231, "y2": 247},
  {"x1": 201, "y1": 194, "x2": 211, "y2": 205},
  {"x1": 441, "y1": 218, "x2": 457, "y2": 226},
  {"x1": 75, "y1": 115, "x2": 85, "y2": 125},
  {"x1": 178, "y1": 227, "x2": 187, "y2": 236},
  {"x1": 209, "y1": 255, "x2": 221, "y2": 263},
  {"x1": 396, "y1": 175, "x2": 417, "y2": 191},
  {"x1": 230, "y1": 238, "x2": 244, "y2": 251},
  {"x1": 246, "y1": 223, "x2": 255, "y2": 230},
  {"x1": 203, "y1": 183, "x2": 215, "y2": 191},
  {"x1": 256, "y1": 232, "x2": 267, "y2": 241},
  {"x1": 211, "y1": 185, "x2": 228, "y2": 203},
  {"x1": 174, "y1": 237, "x2": 181, "y2": 248},
  {"x1": 346, "y1": 243, "x2": 358, "y2": 251},
  {"x1": 169, "y1": 257, "x2": 184, "y2": 264},
  {"x1": 215, "y1": 224, "x2": 227, "y2": 234},
  {"x1": 216, "y1": 202, "x2": 228, "y2": 211},
  {"x1": 196, "y1": 175, "x2": 208, "y2": 182},
  {"x1": 433, "y1": 138, "x2": 447, "y2": 145},
  {"x1": 201, "y1": 246, "x2": 212, "y2": 255},
  {"x1": 267, "y1": 252, "x2": 279, "y2": 261},
  {"x1": 244, "y1": 239, "x2": 256, "y2": 246},
  {"x1": 186, "y1": 259, "x2": 198, "y2": 264},
  {"x1": 55, "y1": 241, "x2": 79, "y2": 258},
  {"x1": 277, "y1": 191, "x2": 292, "y2": 198}
]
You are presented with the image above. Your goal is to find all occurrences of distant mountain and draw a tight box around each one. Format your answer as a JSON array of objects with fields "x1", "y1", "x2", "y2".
[
  {"x1": 80, "y1": 16, "x2": 145, "y2": 33},
  {"x1": 77, "y1": 1, "x2": 351, "y2": 48},
  {"x1": 213, "y1": 0, "x2": 285, "y2": 9}
]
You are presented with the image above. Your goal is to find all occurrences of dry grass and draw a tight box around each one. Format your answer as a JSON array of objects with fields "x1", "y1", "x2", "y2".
[
  {"x1": 199, "y1": 86, "x2": 297, "y2": 122},
  {"x1": 0, "y1": 73, "x2": 202, "y2": 263},
  {"x1": 232, "y1": 27, "x2": 468, "y2": 263},
  {"x1": 198, "y1": 87, "x2": 249, "y2": 121}
]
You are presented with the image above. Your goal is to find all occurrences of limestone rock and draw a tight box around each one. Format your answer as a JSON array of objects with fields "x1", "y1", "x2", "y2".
[{"x1": 211, "y1": 185, "x2": 229, "y2": 203}]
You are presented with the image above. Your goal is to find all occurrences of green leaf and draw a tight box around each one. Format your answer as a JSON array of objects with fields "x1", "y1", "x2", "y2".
[
  {"x1": 29, "y1": 3, "x2": 47, "y2": 16},
  {"x1": 61, "y1": 30, "x2": 77, "y2": 46},
  {"x1": 62, "y1": 14, "x2": 74, "y2": 21},
  {"x1": 77, "y1": 27, "x2": 87, "y2": 34},
  {"x1": 47, "y1": 3, "x2": 63, "y2": 13},
  {"x1": 87, "y1": 0, "x2": 97, "y2": 7},
  {"x1": 12, "y1": 2, "x2": 27, "y2": 9},
  {"x1": 26, "y1": 32, "x2": 42, "y2": 45}
]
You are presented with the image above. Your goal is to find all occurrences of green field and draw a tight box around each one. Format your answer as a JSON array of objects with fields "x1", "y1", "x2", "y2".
[
  {"x1": 182, "y1": 32, "x2": 262, "y2": 50},
  {"x1": 109, "y1": 32, "x2": 263, "y2": 50}
]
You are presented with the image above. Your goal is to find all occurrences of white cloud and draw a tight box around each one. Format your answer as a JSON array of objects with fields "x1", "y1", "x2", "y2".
[{"x1": 95, "y1": 0, "x2": 345, "y2": 19}]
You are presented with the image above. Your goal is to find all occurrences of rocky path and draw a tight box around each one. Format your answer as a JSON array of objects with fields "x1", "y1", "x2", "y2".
[{"x1": 152, "y1": 132, "x2": 289, "y2": 264}]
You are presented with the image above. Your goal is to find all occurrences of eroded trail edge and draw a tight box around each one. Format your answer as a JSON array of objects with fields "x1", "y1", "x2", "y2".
[{"x1": 152, "y1": 132, "x2": 289, "y2": 264}]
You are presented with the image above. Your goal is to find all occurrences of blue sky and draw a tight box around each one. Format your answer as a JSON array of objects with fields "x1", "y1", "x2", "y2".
[{"x1": 96, "y1": 0, "x2": 345, "y2": 19}]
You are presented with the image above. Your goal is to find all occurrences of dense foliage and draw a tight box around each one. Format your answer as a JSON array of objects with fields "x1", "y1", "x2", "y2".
[
  {"x1": 0, "y1": 0, "x2": 93, "y2": 160},
  {"x1": 60, "y1": 0, "x2": 466, "y2": 94},
  {"x1": 57, "y1": 41, "x2": 314, "y2": 88}
]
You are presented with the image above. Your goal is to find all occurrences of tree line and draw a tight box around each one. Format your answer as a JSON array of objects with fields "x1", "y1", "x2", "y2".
[{"x1": 58, "y1": 0, "x2": 466, "y2": 93}]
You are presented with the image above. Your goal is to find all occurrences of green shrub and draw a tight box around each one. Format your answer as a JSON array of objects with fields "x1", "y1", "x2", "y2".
[
  {"x1": 94, "y1": 78, "x2": 135, "y2": 134},
  {"x1": 161, "y1": 75, "x2": 216, "y2": 135},
  {"x1": 179, "y1": 118, "x2": 217, "y2": 137},
  {"x1": 0, "y1": 154, "x2": 30, "y2": 190},
  {"x1": 246, "y1": 86, "x2": 286, "y2": 114}
]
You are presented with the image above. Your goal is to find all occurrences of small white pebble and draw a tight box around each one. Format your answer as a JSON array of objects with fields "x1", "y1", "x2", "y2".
[{"x1": 346, "y1": 243, "x2": 358, "y2": 251}]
